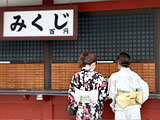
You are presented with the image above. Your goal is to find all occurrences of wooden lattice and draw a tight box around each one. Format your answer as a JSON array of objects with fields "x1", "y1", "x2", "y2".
[{"x1": 0, "y1": 64, "x2": 44, "y2": 90}]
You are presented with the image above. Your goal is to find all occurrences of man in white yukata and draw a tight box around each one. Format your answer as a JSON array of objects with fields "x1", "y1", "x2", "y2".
[{"x1": 108, "y1": 52, "x2": 149, "y2": 120}]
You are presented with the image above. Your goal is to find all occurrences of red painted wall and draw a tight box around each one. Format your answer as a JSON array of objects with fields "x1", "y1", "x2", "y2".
[{"x1": 0, "y1": 95, "x2": 159, "y2": 120}]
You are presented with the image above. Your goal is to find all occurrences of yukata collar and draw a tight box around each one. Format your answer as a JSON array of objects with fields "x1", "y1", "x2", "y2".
[
  {"x1": 81, "y1": 67, "x2": 93, "y2": 72},
  {"x1": 120, "y1": 67, "x2": 131, "y2": 71}
]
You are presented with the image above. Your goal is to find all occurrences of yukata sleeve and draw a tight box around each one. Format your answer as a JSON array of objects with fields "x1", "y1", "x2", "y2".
[
  {"x1": 68, "y1": 73, "x2": 79, "y2": 109},
  {"x1": 108, "y1": 74, "x2": 117, "y2": 100},
  {"x1": 137, "y1": 75, "x2": 149, "y2": 103},
  {"x1": 98, "y1": 75, "x2": 108, "y2": 102},
  {"x1": 108, "y1": 74, "x2": 117, "y2": 112}
]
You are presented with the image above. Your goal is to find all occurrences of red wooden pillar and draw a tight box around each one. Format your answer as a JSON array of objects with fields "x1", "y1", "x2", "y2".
[{"x1": 43, "y1": 0, "x2": 53, "y2": 6}]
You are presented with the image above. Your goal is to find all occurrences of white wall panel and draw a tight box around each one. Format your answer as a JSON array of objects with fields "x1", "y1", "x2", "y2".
[
  {"x1": 54, "y1": 0, "x2": 71, "y2": 4},
  {"x1": 54, "y1": 0, "x2": 115, "y2": 4},
  {"x1": 0, "y1": 0, "x2": 7, "y2": 7},
  {"x1": 8, "y1": 0, "x2": 42, "y2": 6}
]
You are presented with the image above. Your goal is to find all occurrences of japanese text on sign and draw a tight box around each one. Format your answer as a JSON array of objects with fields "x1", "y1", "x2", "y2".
[{"x1": 3, "y1": 10, "x2": 74, "y2": 37}]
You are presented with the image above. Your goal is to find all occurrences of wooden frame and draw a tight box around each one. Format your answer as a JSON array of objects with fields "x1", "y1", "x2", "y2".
[{"x1": 0, "y1": 5, "x2": 78, "y2": 40}]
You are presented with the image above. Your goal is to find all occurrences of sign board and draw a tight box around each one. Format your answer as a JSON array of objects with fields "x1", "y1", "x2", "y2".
[{"x1": 0, "y1": 6, "x2": 77, "y2": 40}]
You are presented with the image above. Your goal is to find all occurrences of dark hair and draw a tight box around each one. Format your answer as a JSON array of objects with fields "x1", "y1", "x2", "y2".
[
  {"x1": 116, "y1": 52, "x2": 131, "y2": 67},
  {"x1": 78, "y1": 51, "x2": 97, "y2": 68}
]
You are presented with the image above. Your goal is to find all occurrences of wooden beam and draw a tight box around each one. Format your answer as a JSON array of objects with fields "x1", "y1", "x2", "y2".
[{"x1": 43, "y1": 0, "x2": 53, "y2": 5}]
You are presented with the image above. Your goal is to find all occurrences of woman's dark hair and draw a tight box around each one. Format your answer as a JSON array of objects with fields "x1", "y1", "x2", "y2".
[
  {"x1": 78, "y1": 51, "x2": 97, "y2": 68},
  {"x1": 116, "y1": 52, "x2": 131, "y2": 67}
]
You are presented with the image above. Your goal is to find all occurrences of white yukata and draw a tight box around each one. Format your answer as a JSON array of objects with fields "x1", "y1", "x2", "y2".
[{"x1": 108, "y1": 67, "x2": 149, "y2": 120}]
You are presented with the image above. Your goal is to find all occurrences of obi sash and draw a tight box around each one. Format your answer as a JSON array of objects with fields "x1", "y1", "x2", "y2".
[
  {"x1": 116, "y1": 90, "x2": 142, "y2": 109},
  {"x1": 74, "y1": 88, "x2": 98, "y2": 104}
]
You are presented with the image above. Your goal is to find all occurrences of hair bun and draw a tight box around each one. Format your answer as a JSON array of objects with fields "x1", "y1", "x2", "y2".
[{"x1": 83, "y1": 51, "x2": 90, "y2": 57}]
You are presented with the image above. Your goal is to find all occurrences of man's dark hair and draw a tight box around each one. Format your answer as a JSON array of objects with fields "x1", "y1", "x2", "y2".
[{"x1": 116, "y1": 52, "x2": 131, "y2": 67}]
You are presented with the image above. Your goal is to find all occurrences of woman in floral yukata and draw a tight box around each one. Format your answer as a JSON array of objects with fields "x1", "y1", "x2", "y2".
[{"x1": 68, "y1": 51, "x2": 108, "y2": 120}]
